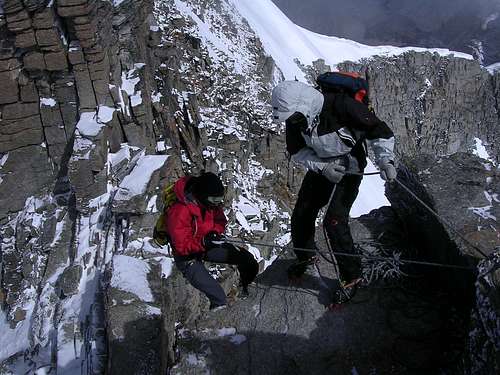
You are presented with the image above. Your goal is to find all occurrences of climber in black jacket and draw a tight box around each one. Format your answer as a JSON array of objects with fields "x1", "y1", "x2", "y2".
[{"x1": 271, "y1": 79, "x2": 397, "y2": 297}]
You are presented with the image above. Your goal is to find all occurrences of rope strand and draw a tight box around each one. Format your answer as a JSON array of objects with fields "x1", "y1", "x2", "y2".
[
  {"x1": 226, "y1": 239, "x2": 475, "y2": 271},
  {"x1": 390, "y1": 177, "x2": 489, "y2": 259},
  {"x1": 350, "y1": 170, "x2": 489, "y2": 258}
]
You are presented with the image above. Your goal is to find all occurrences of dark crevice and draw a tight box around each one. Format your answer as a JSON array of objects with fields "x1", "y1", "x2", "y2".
[
  {"x1": 357, "y1": 164, "x2": 479, "y2": 372},
  {"x1": 53, "y1": 132, "x2": 76, "y2": 203}
]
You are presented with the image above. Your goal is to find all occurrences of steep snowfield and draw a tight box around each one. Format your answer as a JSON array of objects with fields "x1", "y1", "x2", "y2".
[
  {"x1": 231, "y1": 0, "x2": 472, "y2": 81},
  {"x1": 487, "y1": 61, "x2": 500, "y2": 73}
]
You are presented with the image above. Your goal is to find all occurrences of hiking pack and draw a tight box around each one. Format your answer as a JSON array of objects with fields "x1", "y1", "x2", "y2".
[
  {"x1": 153, "y1": 182, "x2": 177, "y2": 246},
  {"x1": 316, "y1": 71, "x2": 369, "y2": 105}
]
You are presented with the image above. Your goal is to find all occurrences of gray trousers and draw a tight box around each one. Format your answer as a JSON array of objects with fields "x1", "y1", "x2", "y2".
[{"x1": 174, "y1": 243, "x2": 258, "y2": 307}]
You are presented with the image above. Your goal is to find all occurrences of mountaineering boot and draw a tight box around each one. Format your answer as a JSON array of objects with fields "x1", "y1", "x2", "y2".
[
  {"x1": 227, "y1": 282, "x2": 250, "y2": 305},
  {"x1": 328, "y1": 278, "x2": 362, "y2": 310},
  {"x1": 287, "y1": 256, "x2": 318, "y2": 282}
]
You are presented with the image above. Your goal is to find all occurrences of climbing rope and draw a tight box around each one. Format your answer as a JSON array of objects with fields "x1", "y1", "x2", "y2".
[
  {"x1": 225, "y1": 239, "x2": 476, "y2": 271},
  {"x1": 392, "y1": 177, "x2": 489, "y2": 258},
  {"x1": 347, "y1": 170, "x2": 489, "y2": 258}
]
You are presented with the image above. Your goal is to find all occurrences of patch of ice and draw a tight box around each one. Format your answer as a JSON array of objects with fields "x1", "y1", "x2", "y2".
[
  {"x1": 246, "y1": 244, "x2": 263, "y2": 262},
  {"x1": 76, "y1": 111, "x2": 105, "y2": 137},
  {"x1": 146, "y1": 195, "x2": 158, "y2": 213},
  {"x1": 156, "y1": 141, "x2": 171, "y2": 152},
  {"x1": 0, "y1": 309, "x2": 31, "y2": 362},
  {"x1": 146, "y1": 306, "x2": 162, "y2": 315},
  {"x1": 468, "y1": 206, "x2": 497, "y2": 221},
  {"x1": 276, "y1": 232, "x2": 291, "y2": 246},
  {"x1": 152, "y1": 91, "x2": 163, "y2": 103},
  {"x1": 115, "y1": 155, "x2": 168, "y2": 200},
  {"x1": 72, "y1": 137, "x2": 94, "y2": 159},
  {"x1": 49, "y1": 210, "x2": 67, "y2": 247},
  {"x1": 97, "y1": 105, "x2": 115, "y2": 123},
  {"x1": 473, "y1": 138, "x2": 494, "y2": 163},
  {"x1": 159, "y1": 257, "x2": 174, "y2": 278},
  {"x1": 40, "y1": 97, "x2": 57, "y2": 107},
  {"x1": 235, "y1": 196, "x2": 260, "y2": 217},
  {"x1": 121, "y1": 70, "x2": 140, "y2": 96},
  {"x1": 263, "y1": 253, "x2": 278, "y2": 271},
  {"x1": 486, "y1": 62, "x2": 500, "y2": 74},
  {"x1": 108, "y1": 143, "x2": 133, "y2": 167},
  {"x1": 130, "y1": 92, "x2": 143, "y2": 107},
  {"x1": 217, "y1": 327, "x2": 236, "y2": 336},
  {"x1": 229, "y1": 334, "x2": 247, "y2": 345},
  {"x1": 111, "y1": 255, "x2": 154, "y2": 302},
  {"x1": 0, "y1": 153, "x2": 8, "y2": 168}
]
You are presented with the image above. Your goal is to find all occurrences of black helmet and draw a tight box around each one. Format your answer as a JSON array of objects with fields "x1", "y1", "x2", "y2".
[{"x1": 192, "y1": 172, "x2": 225, "y2": 207}]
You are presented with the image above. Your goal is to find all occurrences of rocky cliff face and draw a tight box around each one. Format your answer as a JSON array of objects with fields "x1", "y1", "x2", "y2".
[
  {"x1": 340, "y1": 54, "x2": 500, "y2": 374},
  {"x1": 0, "y1": 0, "x2": 499, "y2": 374},
  {"x1": 339, "y1": 52, "x2": 500, "y2": 162},
  {"x1": 0, "y1": 0, "x2": 292, "y2": 373}
]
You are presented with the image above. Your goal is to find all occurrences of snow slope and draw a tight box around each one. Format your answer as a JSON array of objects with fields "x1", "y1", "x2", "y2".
[
  {"x1": 487, "y1": 61, "x2": 500, "y2": 73},
  {"x1": 231, "y1": 0, "x2": 472, "y2": 81}
]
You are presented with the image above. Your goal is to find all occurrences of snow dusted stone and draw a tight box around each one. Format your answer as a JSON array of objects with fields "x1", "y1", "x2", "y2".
[
  {"x1": 106, "y1": 256, "x2": 163, "y2": 375},
  {"x1": 113, "y1": 154, "x2": 168, "y2": 214},
  {"x1": 339, "y1": 52, "x2": 499, "y2": 161},
  {"x1": 388, "y1": 153, "x2": 498, "y2": 260},
  {"x1": 0, "y1": 146, "x2": 54, "y2": 219},
  {"x1": 56, "y1": 265, "x2": 83, "y2": 298}
]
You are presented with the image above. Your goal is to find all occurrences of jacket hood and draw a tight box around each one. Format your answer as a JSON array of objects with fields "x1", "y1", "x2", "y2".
[
  {"x1": 173, "y1": 176, "x2": 191, "y2": 203},
  {"x1": 271, "y1": 80, "x2": 324, "y2": 128}
]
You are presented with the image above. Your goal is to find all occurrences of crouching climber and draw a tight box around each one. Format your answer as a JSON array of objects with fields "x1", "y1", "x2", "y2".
[{"x1": 165, "y1": 172, "x2": 258, "y2": 310}]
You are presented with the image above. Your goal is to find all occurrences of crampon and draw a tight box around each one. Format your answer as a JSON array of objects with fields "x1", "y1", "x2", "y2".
[{"x1": 327, "y1": 278, "x2": 362, "y2": 310}]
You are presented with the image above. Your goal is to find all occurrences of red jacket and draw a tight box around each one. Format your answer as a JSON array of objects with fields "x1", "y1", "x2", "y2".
[{"x1": 165, "y1": 176, "x2": 227, "y2": 256}]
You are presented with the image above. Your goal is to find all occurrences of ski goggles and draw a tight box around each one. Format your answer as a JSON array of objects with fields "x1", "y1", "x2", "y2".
[{"x1": 206, "y1": 195, "x2": 224, "y2": 206}]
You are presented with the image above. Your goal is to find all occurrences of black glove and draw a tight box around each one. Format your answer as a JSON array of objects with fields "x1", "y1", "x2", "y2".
[{"x1": 203, "y1": 232, "x2": 225, "y2": 248}]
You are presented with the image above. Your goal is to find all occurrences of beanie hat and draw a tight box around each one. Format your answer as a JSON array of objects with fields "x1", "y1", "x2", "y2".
[{"x1": 192, "y1": 172, "x2": 224, "y2": 200}]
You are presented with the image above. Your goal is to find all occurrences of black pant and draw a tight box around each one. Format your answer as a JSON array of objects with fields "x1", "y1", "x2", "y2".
[
  {"x1": 174, "y1": 243, "x2": 258, "y2": 307},
  {"x1": 291, "y1": 171, "x2": 363, "y2": 283}
]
